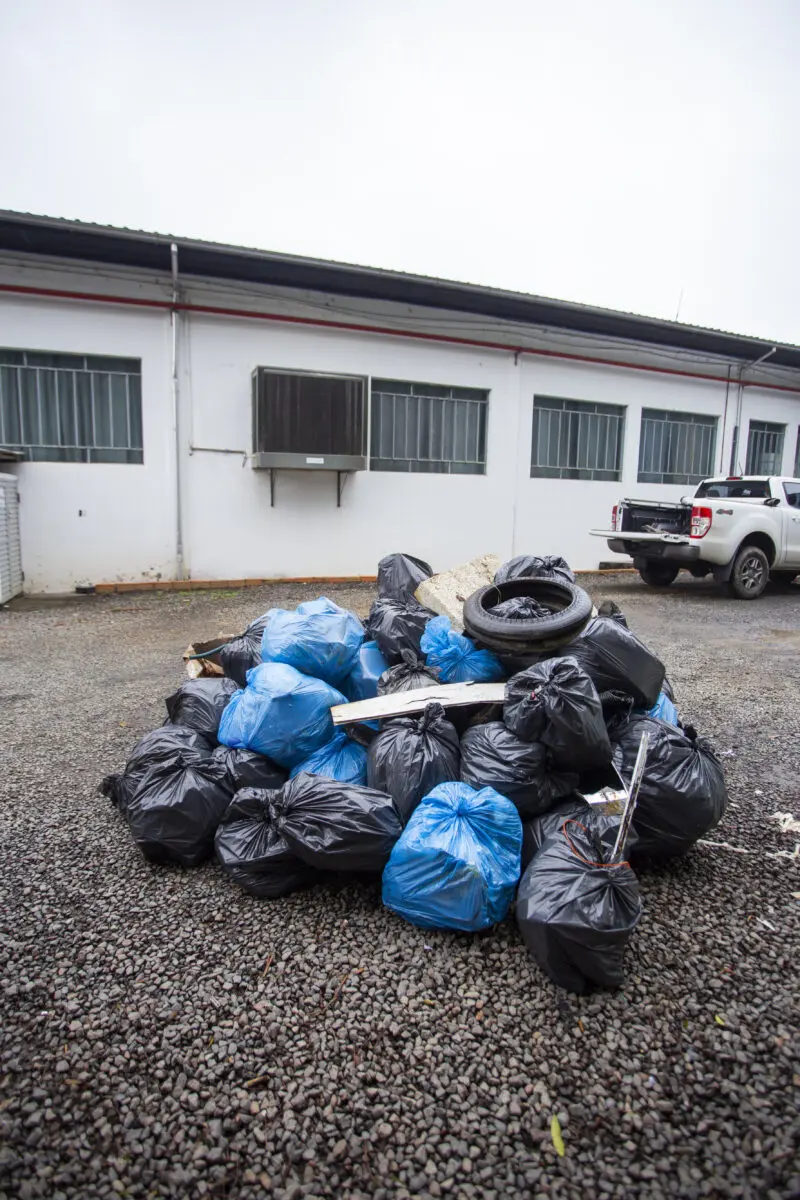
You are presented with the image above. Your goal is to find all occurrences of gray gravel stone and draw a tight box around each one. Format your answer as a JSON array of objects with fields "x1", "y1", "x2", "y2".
[{"x1": 0, "y1": 577, "x2": 799, "y2": 1199}]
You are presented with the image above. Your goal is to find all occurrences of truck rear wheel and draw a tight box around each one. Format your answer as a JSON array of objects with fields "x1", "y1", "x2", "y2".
[
  {"x1": 728, "y1": 545, "x2": 769, "y2": 599},
  {"x1": 638, "y1": 563, "x2": 679, "y2": 588}
]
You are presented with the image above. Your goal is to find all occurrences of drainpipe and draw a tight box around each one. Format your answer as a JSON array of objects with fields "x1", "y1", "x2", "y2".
[
  {"x1": 171, "y1": 243, "x2": 185, "y2": 580},
  {"x1": 730, "y1": 346, "x2": 777, "y2": 474}
]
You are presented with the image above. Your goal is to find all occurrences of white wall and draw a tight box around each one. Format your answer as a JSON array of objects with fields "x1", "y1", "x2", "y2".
[
  {"x1": 516, "y1": 356, "x2": 737, "y2": 568},
  {"x1": 2, "y1": 255, "x2": 800, "y2": 591},
  {"x1": 181, "y1": 313, "x2": 518, "y2": 579},
  {"x1": 0, "y1": 287, "x2": 176, "y2": 592}
]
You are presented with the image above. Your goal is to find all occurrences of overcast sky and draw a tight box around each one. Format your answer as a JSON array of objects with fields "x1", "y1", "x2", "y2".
[{"x1": 1, "y1": 0, "x2": 798, "y2": 343}]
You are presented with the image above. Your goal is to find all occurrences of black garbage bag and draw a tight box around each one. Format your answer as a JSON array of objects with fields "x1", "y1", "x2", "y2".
[
  {"x1": 521, "y1": 797, "x2": 637, "y2": 870},
  {"x1": 599, "y1": 689, "x2": 634, "y2": 737},
  {"x1": 612, "y1": 715, "x2": 728, "y2": 857},
  {"x1": 100, "y1": 726, "x2": 231, "y2": 867},
  {"x1": 504, "y1": 657, "x2": 612, "y2": 771},
  {"x1": 366, "y1": 597, "x2": 436, "y2": 664},
  {"x1": 377, "y1": 649, "x2": 440, "y2": 695},
  {"x1": 211, "y1": 745, "x2": 287, "y2": 792},
  {"x1": 218, "y1": 614, "x2": 270, "y2": 688},
  {"x1": 495, "y1": 555, "x2": 575, "y2": 585},
  {"x1": 490, "y1": 595, "x2": 551, "y2": 620},
  {"x1": 272, "y1": 773, "x2": 403, "y2": 872},
  {"x1": 165, "y1": 677, "x2": 239, "y2": 740},
  {"x1": 516, "y1": 820, "x2": 642, "y2": 994},
  {"x1": 367, "y1": 703, "x2": 460, "y2": 823},
  {"x1": 460, "y1": 722, "x2": 578, "y2": 819},
  {"x1": 551, "y1": 617, "x2": 665, "y2": 709},
  {"x1": 214, "y1": 788, "x2": 318, "y2": 898},
  {"x1": 596, "y1": 599, "x2": 628, "y2": 627},
  {"x1": 377, "y1": 553, "x2": 433, "y2": 601}
]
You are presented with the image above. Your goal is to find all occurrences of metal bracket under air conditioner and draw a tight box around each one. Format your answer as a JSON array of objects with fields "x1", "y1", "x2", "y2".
[{"x1": 267, "y1": 468, "x2": 353, "y2": 508}]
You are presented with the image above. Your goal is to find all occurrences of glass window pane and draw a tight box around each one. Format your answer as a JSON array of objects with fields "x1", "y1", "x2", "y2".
[
  {"x1": 370, "y1": 380, "x2": 488, "y2": 475},
  {"x1": 128, "y1": 375, "x2": 143, "y2": 450},
  {"x1": 532, "y1": 395, "x2": 624, "y2": 480},
  {"x1": 0, "y1": 350, "x2": 141, "y2": 463},
  {"x1": 0, "y1": 366, "x2": 22, "y2": 444},
  {"x1": 92, "y1": 373, "x2": 112, "y2": 447},
  {"x1": 638, "y1": 409, "x2": 717, "y2": 483},
  {"x1": 56, "y1": 371, "x2": 77, "y2": 446},
  {"x1": 110, "y1": 375, "x2": 129, "y2": 447},
  {"x1": 20, "y1": 368, "x2": 40, "y2": 445},
  {"x1": 38, "y1": 370, "x2": 58, "y2": 446}
]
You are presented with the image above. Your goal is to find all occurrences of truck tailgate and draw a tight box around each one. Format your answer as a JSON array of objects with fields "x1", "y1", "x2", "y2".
[{"x1": 590, "y1": 529, "x2": 691, "y2": 544}]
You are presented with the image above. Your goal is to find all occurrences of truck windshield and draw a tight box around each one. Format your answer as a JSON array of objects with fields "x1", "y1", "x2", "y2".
[{"x1": 695, "y1": 480, "x2": 770, "y2": 499}]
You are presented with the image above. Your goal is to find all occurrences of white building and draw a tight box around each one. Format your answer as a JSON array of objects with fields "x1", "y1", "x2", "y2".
[{"x1": 1, "y1": 209, "x2": 799, "y2": 595}]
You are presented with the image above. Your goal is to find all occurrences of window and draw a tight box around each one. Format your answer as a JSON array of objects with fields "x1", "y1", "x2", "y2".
[
  {"x1": 746, "y1": 420, "x2": 785, "y2": 475},
  {"x1": 784, "y1": 482, "x2": 800, "y2": 509},
  {"x1": 370, "y1": 380, "x2": 487, "y2": 474},
  {"x1": 695, "y1": 479, "x2": 770, "y2": 499},
  {"x1": 637, "y1": 408, "x2": 717, "y2": 485},
  {"x1": 530, "y1": 396, "x2": 624, "y2": 481},
  {"x1": 0, "y1": 349, "x2": 142, "y2": 463},
  {"x1": 794, "y1": 428, "x2": 800, "y2": 477}
]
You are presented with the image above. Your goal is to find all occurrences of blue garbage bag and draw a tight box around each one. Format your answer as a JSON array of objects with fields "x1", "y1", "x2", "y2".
[
  {"x1": 344, "y1": 640, "x2": 390, "y2": 703},
  {"x1": 218, "y1": 662, "x2": 346, "y2": 770},
  {"x1": 382, "y1": 781, "x2": 522, "y2": 932},
  {"x1": 647, "y1": 691, "x2": 679, "y2": 726},
  {"x1": 261, "y1": 596, "x2": 364, "y2": 687},
  {"x1": 420, "y1": 615, "x2": 505, "y2": 684},
  {"x1": 289, "y1": 730, "x2": 368, "y2": 786}
]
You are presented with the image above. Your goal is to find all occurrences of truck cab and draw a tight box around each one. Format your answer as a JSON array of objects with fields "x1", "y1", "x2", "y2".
[{"x1": 591, "y1": 476, "x2": 800, "y2": 599}]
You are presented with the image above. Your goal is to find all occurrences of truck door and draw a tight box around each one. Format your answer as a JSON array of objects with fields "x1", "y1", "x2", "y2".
[{"x1": 782, "y1": 482, "x2": 800, "y2": 565}]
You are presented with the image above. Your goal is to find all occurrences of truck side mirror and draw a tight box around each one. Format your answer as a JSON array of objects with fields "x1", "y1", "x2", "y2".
[{"x1": 763, "y1": 497, "x2": 781, "y2": 507}]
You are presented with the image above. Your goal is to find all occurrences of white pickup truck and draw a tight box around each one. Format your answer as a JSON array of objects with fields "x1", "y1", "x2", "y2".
[{"x1": 591, "y1": 475, "x2": 800, "y2": 599}]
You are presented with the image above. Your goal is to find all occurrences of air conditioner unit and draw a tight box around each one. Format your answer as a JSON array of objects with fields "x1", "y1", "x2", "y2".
[{"x1": 251, "y1": 367, "x2": 367, "y2": 472}]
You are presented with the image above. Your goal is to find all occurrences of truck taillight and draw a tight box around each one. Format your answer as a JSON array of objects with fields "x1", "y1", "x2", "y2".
[
  {"x1": 691, "y1": 505, "x2": 713, "y2": 538},
  {"x1": 611, "y1": 504, "x2": 619, "y2": 531}
]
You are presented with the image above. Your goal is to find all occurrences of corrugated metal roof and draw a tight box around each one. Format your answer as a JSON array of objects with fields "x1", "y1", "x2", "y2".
[{"x1": 1, "y1": 208, "x2": 799, "y2": 369}]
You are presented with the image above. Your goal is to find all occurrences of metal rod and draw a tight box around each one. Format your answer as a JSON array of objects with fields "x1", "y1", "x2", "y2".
[{"x1": 610, "y1": 731, "x2": 650, "y2": 862}]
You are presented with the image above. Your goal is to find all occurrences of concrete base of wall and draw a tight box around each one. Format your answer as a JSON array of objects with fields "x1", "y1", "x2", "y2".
[
  {"x1": 92, "y1": 576, "x2": 379, "y2": 594},
  {"x1": 89, "y1": 568, "x2": 635, "y2": 596}
]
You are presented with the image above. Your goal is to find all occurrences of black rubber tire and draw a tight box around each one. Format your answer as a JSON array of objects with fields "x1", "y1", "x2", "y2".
[
  {"x1": 638, "y1": 563, "x2": 680, "y2": 588},
  {"x1": 728, "y1": 545, "x2": 769, "y2": 600},
  {"x1": 770, "y1": 571, "x2": 798, "y2": 585},
  {"x1": 462, "y1": 578, "x2": 592, "y2": 652}
]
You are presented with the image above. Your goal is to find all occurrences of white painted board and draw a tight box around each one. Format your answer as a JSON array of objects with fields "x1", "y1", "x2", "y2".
[{"x1": 331, "y1": 682, "x2": 507, "y2": 725}]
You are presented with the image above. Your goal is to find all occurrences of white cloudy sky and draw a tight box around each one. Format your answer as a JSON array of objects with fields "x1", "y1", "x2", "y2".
[{"x1": 1, "y1": 0, "x2": 798, "y2": 343}]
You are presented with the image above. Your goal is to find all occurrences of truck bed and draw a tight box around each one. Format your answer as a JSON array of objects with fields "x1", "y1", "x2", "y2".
[{"x1": 616, "y1": 498, "x2": 691, "y2": 537}]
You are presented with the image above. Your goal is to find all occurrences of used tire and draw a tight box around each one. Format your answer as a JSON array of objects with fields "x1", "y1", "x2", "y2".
[
  {"x1": 638, "y1": 563, "x2": 679, "y2": 588},
  {"x1": 728, "y1": 545, "x2": 769, "y2": 600},
  {"x1": 462, "y1": 578, "x2": 592, "y2": 652}
]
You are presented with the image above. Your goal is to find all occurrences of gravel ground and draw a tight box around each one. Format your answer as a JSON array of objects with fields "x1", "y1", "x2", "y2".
[{"x1": 1, "y1": 574, "x2": 799, "y2": 1200}]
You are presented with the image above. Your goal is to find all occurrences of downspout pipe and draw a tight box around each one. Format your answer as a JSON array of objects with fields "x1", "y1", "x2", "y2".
[
  {"x1": 730, "y1": 346, "x2": 777, "y2": 474},
  {"x1": 170, "y1": 243, "x2": 185, "y2": 581}
]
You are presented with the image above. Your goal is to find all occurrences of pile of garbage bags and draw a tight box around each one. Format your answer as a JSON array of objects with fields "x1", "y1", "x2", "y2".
[{"x1": 102, "y1": 551, "x2": 728, "y2": 996}]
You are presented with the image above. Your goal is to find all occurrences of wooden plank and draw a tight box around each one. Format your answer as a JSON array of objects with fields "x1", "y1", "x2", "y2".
[{"x1": 331, "y1": 682, "x2": 506, "y2": 725}]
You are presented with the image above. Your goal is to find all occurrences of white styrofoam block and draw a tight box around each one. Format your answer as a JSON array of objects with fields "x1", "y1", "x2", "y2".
[{"x1": 415, "y1": 554, "x2": 501, "y2": 631}]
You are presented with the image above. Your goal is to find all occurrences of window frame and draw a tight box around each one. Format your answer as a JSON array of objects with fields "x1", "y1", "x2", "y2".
[
  {"x1": 637, "y1": 407, "x2": 718, "y2": 486},
  {"x1": 369, "y1": 378, "x2": 489, "y2": 475},
  {"x1": 745, "y1": 419, "x2": 785, "y2": 476},
  {"x1": 530, "y1": 395, "x2": 625, "y2": 481},
  {"x1": 0, "y1": 348, "x2": 143, "y2": 464},
  {"x1": 783, "y1": 482, "x2": 800, "y2": 508}
]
